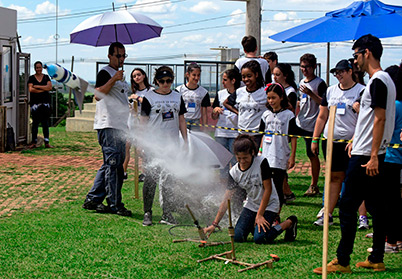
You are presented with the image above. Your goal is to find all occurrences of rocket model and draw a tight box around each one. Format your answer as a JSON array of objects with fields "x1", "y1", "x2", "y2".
[{"x1": 45, "y1": 63, "x2": 103, "y2": 112}]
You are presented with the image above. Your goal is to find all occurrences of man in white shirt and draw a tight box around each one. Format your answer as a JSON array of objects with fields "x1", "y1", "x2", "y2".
[
  {"x1": 82, "y1": 42, "x2": 132, "y2": 217},
  {"x1": 314, "y1": 34, "x2": 396, "y2": 275}
]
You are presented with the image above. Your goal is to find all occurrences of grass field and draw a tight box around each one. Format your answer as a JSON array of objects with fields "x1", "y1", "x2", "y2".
[{"x1": 0, "y1": 127, "x2": 400, "y2": 278}]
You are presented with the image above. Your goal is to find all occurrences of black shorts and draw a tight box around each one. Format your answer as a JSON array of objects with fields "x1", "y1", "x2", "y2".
[
  {"x1": 322, "y1": 141, "x2": 350, "y2": 172},
  {"x1": 293, "y1": 125, "x2": 316, "y2": 158}
]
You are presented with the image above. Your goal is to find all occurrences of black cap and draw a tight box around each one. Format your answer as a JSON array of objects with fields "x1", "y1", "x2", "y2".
[
  {"x1": 330, "y1": 59, "x2": 352, "y2": 73},
  {"x1": 155, "y1": 70, "x2": 174, "y2": 80}
]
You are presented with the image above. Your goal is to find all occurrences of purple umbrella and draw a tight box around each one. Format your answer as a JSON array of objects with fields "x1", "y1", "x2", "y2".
[{"x1": 70, "y1": 9, "x2": 163, "y2": 47}]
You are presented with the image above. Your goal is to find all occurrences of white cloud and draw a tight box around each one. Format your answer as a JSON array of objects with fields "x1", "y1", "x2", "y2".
[
  {"x1": 189, "y1": 1, "x2": 220, "y2": 14},
  {"x1": 273, "y1": 12, "x2": 298, "y2": 21},
  {"x1": 129, "y1": 0, "x2": 176, "y2": 14},
  {"x1": 10, "y1": 1, "x2": 70, "y2": 20},
  {"x1": 9, "y1": 4, "x2": 35, "y2": 19},
  {"x1": 227, "y1": 9, "x2": 245, "y2": 25}
]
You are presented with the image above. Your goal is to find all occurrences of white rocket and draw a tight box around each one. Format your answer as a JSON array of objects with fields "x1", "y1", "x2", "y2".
[{"x1": 45, "y1": 63, "x2": 104, "y2": 112}]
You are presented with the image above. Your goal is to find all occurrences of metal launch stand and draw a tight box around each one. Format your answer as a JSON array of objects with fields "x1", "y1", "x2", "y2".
[{"x1": 197, "y1": 200, "x2": 280, "y2": 272}]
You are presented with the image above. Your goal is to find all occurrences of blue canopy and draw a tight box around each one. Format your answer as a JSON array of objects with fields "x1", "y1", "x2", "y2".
[{"x1": 270, "y1": 0, "x2": 402, "y2": 43}]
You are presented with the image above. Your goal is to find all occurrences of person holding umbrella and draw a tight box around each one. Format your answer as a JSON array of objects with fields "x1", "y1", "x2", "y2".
[
  {"x1": 314, "y1": 34, "x2": 396, "y2": 274},
  {"x1": 82, "y1": 42, "x2": 132, "y2": 217}
]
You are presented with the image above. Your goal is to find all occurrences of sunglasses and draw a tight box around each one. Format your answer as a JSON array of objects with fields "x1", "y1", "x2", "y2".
[
  {"x1": 158, "y1": 79, "x2": 173, "y2": 84},
  {"x1": 333, "y1": 70, "x2": 346, "y2": 77},
  {"x1": 114, "y1": 53, "x2": 128, "y2": 59},
  {"x1": 353, "y1": 49, "x2": 365, "y2": 60}
]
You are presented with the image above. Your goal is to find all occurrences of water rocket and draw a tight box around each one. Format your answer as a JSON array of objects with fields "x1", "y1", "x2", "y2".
[{"x1": 45, "y1": 63, "x2": 91, "y2": 113}]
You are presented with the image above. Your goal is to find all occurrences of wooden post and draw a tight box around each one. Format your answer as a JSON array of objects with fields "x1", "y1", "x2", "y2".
[
  {"x1": 133, "y1": 100, "x2": 139, "y2": 199},
  {"x1": 0, "y1": 106, "x2": 6, "y2": 153},
  {"x1": 322, "y1": 106, "x2": 336, "y2": 279}
]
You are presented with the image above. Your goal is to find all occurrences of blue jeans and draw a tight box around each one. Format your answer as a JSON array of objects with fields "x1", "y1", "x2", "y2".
[
  {"x1": 215, "y1": 137, "x2": 236, "y2": 178},
  {"x1": 234, "y1": 207, "x2": 283, "y2": 244},
  {"x1": 337, "y1": 155, "x2": 387, "y2": 266},
  {"x1": 87, "y1": 128, "x2": 126, "y2": 212}
]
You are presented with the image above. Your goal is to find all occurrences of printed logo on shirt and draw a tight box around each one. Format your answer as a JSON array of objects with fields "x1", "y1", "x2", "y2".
[{"x1": 162, "y1": 111, "x2": 174, "y2": 121}]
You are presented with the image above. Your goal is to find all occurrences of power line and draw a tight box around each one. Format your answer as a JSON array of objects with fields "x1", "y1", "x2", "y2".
[{"x1": 18, "y1": 0, "x2": 186, "y2": 24}]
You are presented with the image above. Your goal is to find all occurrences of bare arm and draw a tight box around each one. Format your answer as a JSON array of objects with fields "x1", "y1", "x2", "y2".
[
  {"x1": 33, "y1": 80, "x2": 52, "y2": 91},
  {"x1": 288, "y1": 137, "x2": 297, "y2": 169},
  {"x1": 201, "y1": 106, "x2": 208, "y2": 130},
  {"x1": 300, "y1": 84, "x2": 322, "y2": 105},
  {"x1": 223, "y1": 98, "x2": 238, "y2": 115},
  {"x1": 311, "y1": 105, "x2": 329, "y2": 155},
  {"x1": 255, "y1": 179, "x2": 272, "y2": 233},
  {"x1": 204, "y1": 189, "x2": 234, "y2": 235},
  {"x1": 211, "y1": 107, "x2": 223, "y2": 120},
  {"x1": 361, "y1": 107, "x2": 386, "y2": 176},
  {"x1": 179, "y1": 115, "x2": 188, "y2": 143}
]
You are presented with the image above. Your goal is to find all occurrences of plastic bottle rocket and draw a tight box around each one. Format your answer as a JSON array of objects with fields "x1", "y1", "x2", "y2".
[{"x1": 44, "y1": 63, "x2": 103, "y2": 112}]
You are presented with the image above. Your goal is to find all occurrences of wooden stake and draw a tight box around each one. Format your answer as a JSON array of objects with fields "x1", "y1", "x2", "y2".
[
  {"x1": 322, "y1": 105, "x2": 336, "y2": 279},
  {"x1": 133, "y1": 100, "x2": 139, "y2": 199}
]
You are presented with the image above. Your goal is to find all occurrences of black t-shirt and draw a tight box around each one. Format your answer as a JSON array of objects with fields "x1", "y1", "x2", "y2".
[
  {"x1": 288, "y1": 91, "x2": 298, "y2": 110},
  {"x1": 28, "y1": 74, "x2": 51, "y2": 105},
  {"x1": 96, "y1": 70, "x2": 112, "y2": 88}
]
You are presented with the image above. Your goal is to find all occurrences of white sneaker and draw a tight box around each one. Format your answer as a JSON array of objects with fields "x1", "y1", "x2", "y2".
[
  {"x1": 316, "y1": 207, "x2": 325, "y2": 219},
  {"x1": 313, "y1": 215, "x2": 333, "y2": 226},
  {"x1": 385, "y1": 243, "x2": 399, "y2": 254},
  {"x1": 358, "y1": 215, "x2": 369, "y2": 230}
]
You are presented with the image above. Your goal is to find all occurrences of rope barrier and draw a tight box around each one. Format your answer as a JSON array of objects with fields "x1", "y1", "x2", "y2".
[{"x1": 186, "y1": 122, "x2": 402, "y2": 149}]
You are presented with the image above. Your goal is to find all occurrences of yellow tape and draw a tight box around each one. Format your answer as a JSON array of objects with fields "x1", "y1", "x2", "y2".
[{"x1": 186, "y1": 122, "x2": 402, "y2": 148}]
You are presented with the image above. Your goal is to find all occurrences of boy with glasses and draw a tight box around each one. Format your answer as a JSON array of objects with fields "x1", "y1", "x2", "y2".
[{"x1": 294, "y1": 53, "x2": 328, "y2": 197}]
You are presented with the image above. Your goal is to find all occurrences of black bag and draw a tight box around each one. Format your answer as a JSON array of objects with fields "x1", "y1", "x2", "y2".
[{"x1": 6, "y1": 124, "x2": 15, "y2": 151}]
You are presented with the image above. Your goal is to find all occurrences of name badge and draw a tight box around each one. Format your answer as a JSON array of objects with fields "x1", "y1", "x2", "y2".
[
  {"x1": 223, "y1": 107, "x2": 231, "y2": 116},
  {"x1": 302, "y1": 93, "x2": 307, "y2": 99},
  {"x1": 337, "y1": 103, "x2": 346, "y2": 115},
  {"x1": 265, "y1": 130, "x2": 273, "y2": 144},
  {"x1": 188, "y1": 102, "x2": 196, "y2": 113},
  {"x1": 162, "y1": 111, "x2": 174, "y2": 121}
]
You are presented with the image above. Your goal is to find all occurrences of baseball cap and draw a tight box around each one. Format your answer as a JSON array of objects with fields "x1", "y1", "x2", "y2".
[{"x1": 330, "y1": 59, "x2": 352, "y2": 73}]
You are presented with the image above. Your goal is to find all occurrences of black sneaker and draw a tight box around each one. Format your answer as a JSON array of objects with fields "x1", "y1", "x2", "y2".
[
  {"x1": 284, "y1": 193, "x2": 296, "y2": 204},
  {"x1": 284, "y1": 215, "x2": 298, "y2": 242},
  {"x1": 116, "y1": 207, "x2": 132, "y2": 217},
  {"x1": 159, "y1": 213, "x2": 178, "y2": 225},
  {"x1": 95, "y1": 203, "x2": 113, "y2": 213},
  {"x1": 143, "y1": 212, "x2": 152, "y2": 226},
  {"x1": 82, "y1": 198, "x2": 100, "y2": 210},
  {"x1": 123, "y1": 172, "x2": 128, "y2": 181},
  {"x1": 139, "y1": 173, "x2": 146, "y2": 182}
]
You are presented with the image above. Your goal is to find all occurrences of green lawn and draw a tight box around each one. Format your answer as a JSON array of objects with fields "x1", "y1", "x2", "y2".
[{"x1": 0, "y1": 128, "x2": 400, "y2": 278}]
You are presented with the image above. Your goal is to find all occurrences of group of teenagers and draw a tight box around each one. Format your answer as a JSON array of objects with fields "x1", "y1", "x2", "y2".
[{"x1": 80, "y1": 33, "x2": 402, "y2": 274}]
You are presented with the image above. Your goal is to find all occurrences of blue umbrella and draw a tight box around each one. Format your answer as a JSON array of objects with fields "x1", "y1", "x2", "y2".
[
  {"x1": 270, "y1": 0, "x2": 402, "y2": 43},
  {"x1": 270, "y1": 0, "x2": 402, "y2": 83}
]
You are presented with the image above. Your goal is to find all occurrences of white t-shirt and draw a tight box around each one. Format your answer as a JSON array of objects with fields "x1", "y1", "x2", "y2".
[
  {"x1": 260, "y1": 109, "x2": 295, "y2": 170},
  {"x1": 213, "y1": 89, "x2": 238, "y2": 138},
  {"x1": 229, "y1": 156, "x2": 280, "y2": 213},
  {"x1": 176, "y1": 84, "x2": 209, "y2": 120},
  {"x1": 235, "y1": 57, "x2": 270, "y2": 83},
  {"x1": 227, "y1": 86, "x2": 267, "y2": 134},
  {"x1": 141, "y1": 90, "x2": 185, "y2": 141},
  {"x1": 352, "y1": 71, "x2": 396, "y2": 156},
  {"x1": 321, "y1": 83, "x2": 365, "y2": 140},
  {"x1": 93, "y1": 65, "x2": 130, "y2": 131},
  {"x1": 296, "y1": 77, "x2": 327, "y2": 132}
]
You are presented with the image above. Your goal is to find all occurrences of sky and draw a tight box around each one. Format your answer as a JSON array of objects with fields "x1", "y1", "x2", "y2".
[{"x1": 3, "y1": 0, "x2": 402, "y2": 85}]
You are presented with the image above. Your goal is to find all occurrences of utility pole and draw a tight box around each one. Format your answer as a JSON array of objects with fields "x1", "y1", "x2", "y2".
[{"x1": 226, "y1": 0, "x2": 262, "y2": 55}]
